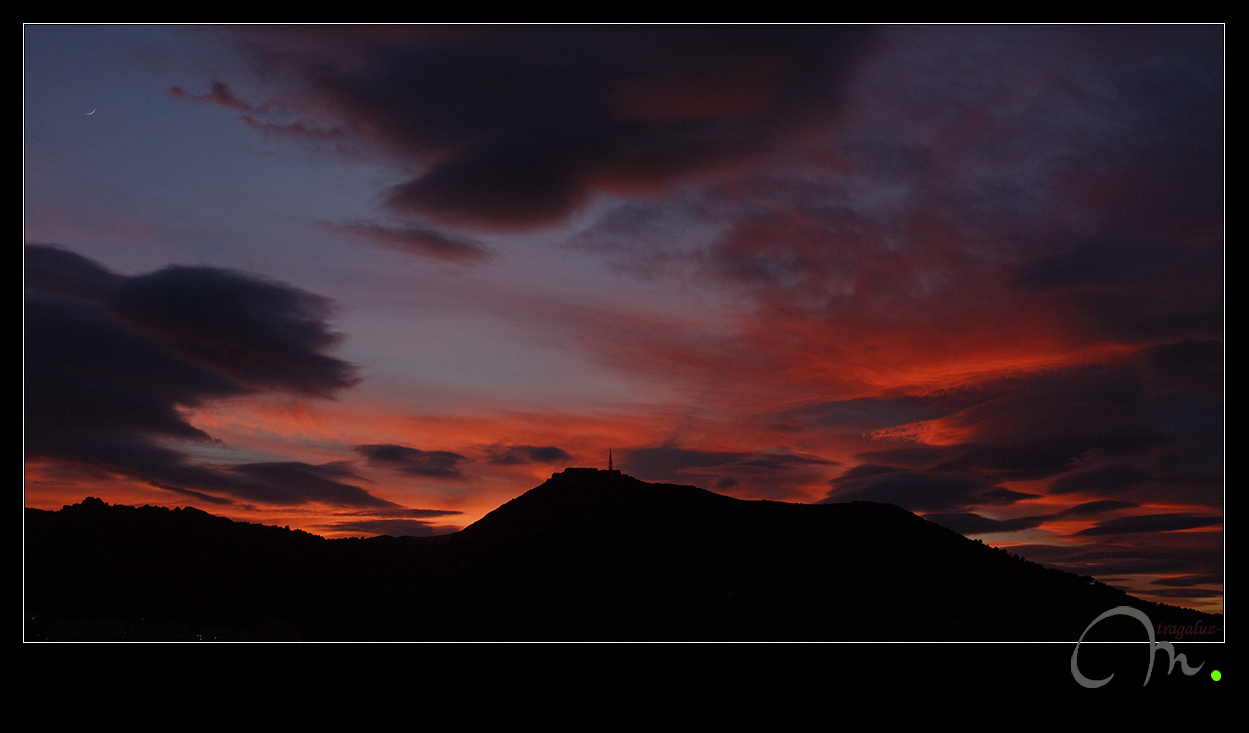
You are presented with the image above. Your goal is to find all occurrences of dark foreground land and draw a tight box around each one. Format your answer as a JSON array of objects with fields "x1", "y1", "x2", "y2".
[{"x1": 25, "y1": 468, "x2": 1222, "y2": 642}]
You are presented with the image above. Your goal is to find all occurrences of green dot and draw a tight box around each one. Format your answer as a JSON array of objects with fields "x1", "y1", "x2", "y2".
[{"x1": 1211, "y1": 670, "x2": 1221, "y2": 682}]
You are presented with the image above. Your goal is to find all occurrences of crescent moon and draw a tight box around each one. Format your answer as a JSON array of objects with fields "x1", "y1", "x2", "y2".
[{"x1": 85, "y1": 109, "x2": 95, "y2": 115}]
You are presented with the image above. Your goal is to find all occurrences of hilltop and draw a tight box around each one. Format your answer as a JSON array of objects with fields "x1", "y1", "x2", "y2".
[{"x1": 24, "y1": 468, "x2": 1222, "y2": 641}]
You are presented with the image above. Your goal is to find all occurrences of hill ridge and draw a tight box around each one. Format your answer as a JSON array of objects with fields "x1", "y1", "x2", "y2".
[{"x1": 25, "y1": 469, "x2": 1223, "y2": 641}]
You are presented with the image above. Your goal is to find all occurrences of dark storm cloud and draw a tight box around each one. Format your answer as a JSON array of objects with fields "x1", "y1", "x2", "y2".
[
  {"x1": 486, "y1": 444, "x2": 573, "y2": 466},
  {"x1": 24, "y1": 245, "x2": 388, "y2": 508},
  {"x1": 227, "y1": 462, "x2": 394, "y2": 507},
  {"x1": 1130, "y1": 340, "x2": 1224, "y2": 485},
  {"x1": 142, "y1": 459, "x2": 405, "y2": 509},
  {"x1": 1075, "y1": 513, "x2": 1223, "y2": 536},
  {"x1": 1146, "y1": 588, "x2": 1224, "y2": 600},
  {"x1": 826, "y1": 355, "x2": 1221, "y2": 516},
  {"x1": 980, "y1": 487, "x2": 1040, "y2": 503},
  {"x1": 572, "y1": 26, "x2": 1222, "y2": 334},
  {"x1": 27, "y1": 245, "x2": 358, "y2": 400},
  {"x1": 218, "y1": 25, "x2": 876, "y2": 231},
  {"x1": 791, "y1": 396, "x2": 949, "y2": 434},
  {"x1": 323, "y1": 221, "x2": 493, "y2": 263},
  {"x1": 772, "y1": 384, "x2": 1028, "y2": 442},
  {"x1": 1014, "y1": 238, "x2": 1182, "y2": 291},
  {"x1": 1012, "y1": 238, "x2": 1223, "y2": 343},
  {"x1": 821, "y1": 466, "x2": 1024, "y2": 513},
  {"x1": 1010, "y1": 537, "x2": 1221, "y2": 579},
  {"x1": 852, "y1": 446, "x2": 951, "y2": 471},
  {"x1": 26, "y1": 289, "x2": 237, "y2": 451},
  {"x1": 921, "y1": 512, "x2": 1050, "y2": 536},
  {"x1": 25, "y1": 243, "x2": 125, "y2": 300},
  {"x1": 938, "y1": 436, "x2": 1165, "y2": 483},
  {"x1": 1058, "y1": 500, "x2": 1139, "y2": 516},
  {"x1": 991, "y1": 29, "x2": 1221, "y2": 345},
  {"x1": 1008, "y1": 538, "x2": 1221, "y2": 608},
  {"x1": 1151, "y1": 574, "x2": 1223, "y2": 588},
  {"x1": 921, "y1": 365, "x2": 1172, "y2": 481},
  {"x1": 942, "y1": 358, "x2": 1219, "y2": 495},
  {"x1": 872, "y1": 367, "x2": 1151, "y2": 473},
  {"x1": 1136, "y1": 340, "x2": 1223, "y2": 396},
  {"x1": 1048, "y1": 465, "x2": 1153, "y2": 496},
  {"x1": 109, "y1": 263, "x2": 358, "y2": 397},
  {"x1": 1056, "y1": 27, "x2": 1223, "y2": 237},
  {"x1": 355, "y1": 443, "x2": 471, "y2": 479}
]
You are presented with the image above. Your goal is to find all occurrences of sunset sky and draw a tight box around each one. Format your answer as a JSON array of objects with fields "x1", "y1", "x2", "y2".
[{"x1": 24, "y1": 25, "x2": 1223, "y2": 613}]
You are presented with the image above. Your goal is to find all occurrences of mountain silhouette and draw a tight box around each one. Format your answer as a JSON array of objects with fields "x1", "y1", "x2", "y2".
[{"x1": 25, "y1": 468, "x2": 1222, "y2": 641}]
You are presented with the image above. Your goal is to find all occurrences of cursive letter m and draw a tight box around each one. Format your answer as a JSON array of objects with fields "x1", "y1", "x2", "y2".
[{"x1": 1071, "y1": 606, "x2": 1204, "y2": 688}]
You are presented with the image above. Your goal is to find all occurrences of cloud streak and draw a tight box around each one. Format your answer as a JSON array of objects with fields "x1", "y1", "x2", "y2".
[
  {"x1": 486, "y1": 444, "x2": 574, "y2": 466},
  {"x1": 323, "y1": 221, "x2": 493, "y2": 263},
  {"x1": 355, "y1": 443, "x2": 471, "y2": 480}
]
